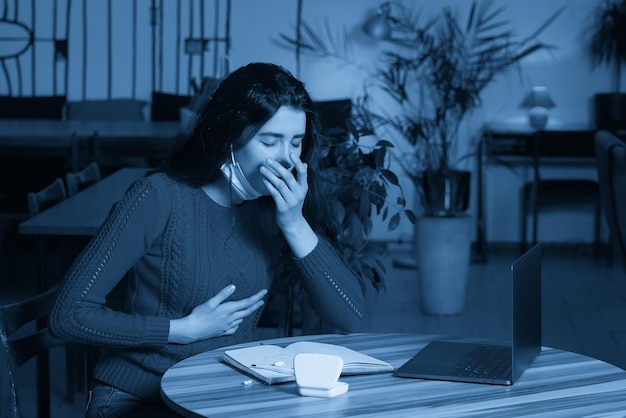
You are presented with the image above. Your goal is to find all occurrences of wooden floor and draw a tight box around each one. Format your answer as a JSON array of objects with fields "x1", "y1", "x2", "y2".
[{"x1": 1, "y1": 243, "x2": 625, "y2": 417}]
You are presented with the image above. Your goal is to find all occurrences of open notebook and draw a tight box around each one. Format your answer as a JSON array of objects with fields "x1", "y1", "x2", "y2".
[{"x1": 222, "y1": 341, "x2": 394, "y2": 384}]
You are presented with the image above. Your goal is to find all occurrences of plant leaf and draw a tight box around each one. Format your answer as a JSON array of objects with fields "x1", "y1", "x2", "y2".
[
  {"x1": 382, "y1": 169, "x2": 399, "y2": 185},
  {"x1": 388, "y1": 213, "x2": 401, "y2": 231}
]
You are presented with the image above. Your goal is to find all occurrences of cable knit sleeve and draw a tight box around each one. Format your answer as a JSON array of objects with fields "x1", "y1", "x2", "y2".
[
  {"x1": 50, "y1": 174, "x2": 172, "y2": 348},
  {"x1": 291, "y1": 236, "x2": 364, "y2": 332}
]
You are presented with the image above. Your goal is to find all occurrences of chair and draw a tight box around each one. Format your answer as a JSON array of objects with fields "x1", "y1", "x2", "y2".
[
  {"x1": 0, "y1": 197, "x2": 31, "y2": 282},
  {"x1": 0, "y1": 134, "x2": 78, "y2": 280},
  {"x1": 66, "y1": 162, "x2": 102, "y2": 197},
  {"x1": 520, "y1": 130, "x2": 602, "y2": 257},
  {"x1": 27, "y1": 177, "x2": 68, "y2": 218},
  {"x1": 151, "y1": 91, "x2": 191, "y2": 121},
  {"x1": 594, "y1": 130, "x2": 626, "y2": 270},
  {"x1": 25, "y1": 177, "x2": 68, "y2": 294},
  {"x1": 315, "y1": 99, "x2": 352, "y2": 140},
  {"x1": 24, "y1": 178, "x2": 90, "y2": 403},
  {"x1": 0, "y1": 95, "x2": 66, "y2": 119},
  {"x1": 64, "y1": 163, "x2": 101, "y2": 261},
  {"x1": 0, "y1": 285, "x2": 68, "y2": 418}
]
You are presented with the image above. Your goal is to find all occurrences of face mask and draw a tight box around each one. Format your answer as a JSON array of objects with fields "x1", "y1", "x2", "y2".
[{"x1": 220, "y1": 146, "x2": 263, "y2": 201}]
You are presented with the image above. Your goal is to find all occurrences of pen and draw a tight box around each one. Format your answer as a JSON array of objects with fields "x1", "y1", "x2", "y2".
[{"x1": 250, "y1": 364, "x2": 294, "y2": 375}]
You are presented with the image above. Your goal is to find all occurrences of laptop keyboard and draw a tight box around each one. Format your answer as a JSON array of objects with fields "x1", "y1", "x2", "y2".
[{"x1": 449, "y1": 345, "x2": 511, "y2": 379}]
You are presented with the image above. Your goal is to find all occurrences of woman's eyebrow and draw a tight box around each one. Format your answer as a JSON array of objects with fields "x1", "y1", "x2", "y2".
[
  {"x1": 259, "y1": 132, "x2": 283, "y2": 138},
  {"x1": 259, "y1": 132, "x2": 305, "y2": 139}
]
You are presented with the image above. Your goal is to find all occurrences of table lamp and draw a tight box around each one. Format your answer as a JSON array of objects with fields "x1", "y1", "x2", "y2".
[{"x1": 520, "y1": 86, "x2": 555, "y2": 129}]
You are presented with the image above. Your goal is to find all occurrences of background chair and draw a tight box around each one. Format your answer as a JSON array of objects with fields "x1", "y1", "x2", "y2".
[
  {"x1": 27, "y1": 178, "x2": 68, "y2": 218},
  {"x1": 0, "y1": 198, "x2": 31, "y2": 283},
  {"x1": 0, "y1": 172, "x2": 67, "y2": 284},
  {"x1": 26, "y1": 177, "x2": 68, "y2": 294},
  {"x1": 0, "y1": 285, "x2": 67, "y2": 418},
  {"x1": 66, "y1": 162, "x2": 102, "y2": 197},
  {"x1": 151, "y1": 91, "x2": 191, "y2": 121},
  {"x1": 520, "y1": 130, "x2": 602, "y2": 257},
  {"x1": 594, "y1": 130, "x2": 626, "y2": 270},
  {"x1": 0, "y1": 95, "x2": 66, "y2": 120},
  {"x1": 24, "y1": 177, "x2": 90, "y2": 404}
]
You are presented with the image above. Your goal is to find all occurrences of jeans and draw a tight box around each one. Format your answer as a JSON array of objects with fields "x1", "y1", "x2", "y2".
[{"x1": 86, "y1": 382, "x2": 182, "y2": 418}]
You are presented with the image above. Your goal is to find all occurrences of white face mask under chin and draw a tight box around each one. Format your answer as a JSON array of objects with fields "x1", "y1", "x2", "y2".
[{"x1": 220, "y1": 152, "x2": 263, "y2": 201}]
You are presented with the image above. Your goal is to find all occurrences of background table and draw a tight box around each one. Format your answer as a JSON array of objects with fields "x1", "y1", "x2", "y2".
[
  {"x1": 0, "y1": 119, "x2": 181, "y2": 173},
  {"x1": 161, "y1": 333, "x2": 626, "y2": 417},
  {"x1": 19, "y1": 167, "x2": 147, "y2": 236},
  {"x1": 17, "y1": 167, "x2": 147, "y2": 296},
  {"x1": 476, "y1": 122, "x2": 601, "y2": 262},
  {"x1": 0, "y1": 119, "x2": 181, "y2": 143}
]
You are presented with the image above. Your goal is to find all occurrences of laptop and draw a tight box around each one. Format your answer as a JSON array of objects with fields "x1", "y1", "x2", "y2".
[{"x1": 395, "y1": 243, "x2": 542, "y2": 385}]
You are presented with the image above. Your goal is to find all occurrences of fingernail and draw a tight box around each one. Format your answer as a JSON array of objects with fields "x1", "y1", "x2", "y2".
[
  {"x1": 228, "y1": 284, "x2": 236, "y2": 292},
  {"x1": 266, "y1": 158, "x2": 274, "y2": 164}
]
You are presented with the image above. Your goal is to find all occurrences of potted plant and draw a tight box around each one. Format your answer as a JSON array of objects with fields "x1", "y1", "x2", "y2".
[
  {"x1": 280, "y1": 0, "x2": 562, "y2": 315},
  {"x1": 586, "y1": 0, "x2": 626, "y2": 130}
]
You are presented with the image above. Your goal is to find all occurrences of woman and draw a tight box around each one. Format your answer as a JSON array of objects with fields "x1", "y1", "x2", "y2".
[{"x1": 50, "y1": 62, "x2": 365, "y2": 417}]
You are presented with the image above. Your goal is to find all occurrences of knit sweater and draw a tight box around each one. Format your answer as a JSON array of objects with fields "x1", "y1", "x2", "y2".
[{"x1": 49, "y1": 172, "x2": 364, "y2": 402}]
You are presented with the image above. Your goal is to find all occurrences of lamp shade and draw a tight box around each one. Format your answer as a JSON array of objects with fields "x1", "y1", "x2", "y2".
[
  {"x1": 363, "y1": 3, "x2": 392, "y2": 40},
  {"x1": 519, "y1": 86, "x2": 555, "y2": 109},
  {"x1": 520, "y1": 87, "x2": 555, "y2": 129}
]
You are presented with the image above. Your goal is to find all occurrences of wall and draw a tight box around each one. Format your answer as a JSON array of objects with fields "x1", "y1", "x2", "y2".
[
  {"x1": 0, "y1": 0, "x2": 231, "y2": 99},
  {"x1": 3, "y1": 0, "x2": 623, "y2": 244}
]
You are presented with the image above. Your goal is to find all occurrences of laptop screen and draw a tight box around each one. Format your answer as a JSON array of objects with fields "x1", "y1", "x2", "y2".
[{"x1": 512, "y1": 243, "x2": 542, "y2": 382}]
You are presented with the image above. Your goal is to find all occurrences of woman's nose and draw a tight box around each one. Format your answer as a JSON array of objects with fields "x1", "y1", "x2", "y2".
[
  {"x1": 275, "y1": 145, "x2": 294, "y2": 171},
  {"x1": 276, "y1": 159, "x2": 294, "y2": 172}
]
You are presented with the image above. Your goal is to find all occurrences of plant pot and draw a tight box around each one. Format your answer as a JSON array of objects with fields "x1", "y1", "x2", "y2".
[
  {"x1": 415, "y1": 215, "x2": 471, "y2": 315},
  {"x1": 421, "y1": 170, "x2": 470, "y2": 217},
  {"x1": 594, "y1": 93, "x2": 626, "y2": 130}
]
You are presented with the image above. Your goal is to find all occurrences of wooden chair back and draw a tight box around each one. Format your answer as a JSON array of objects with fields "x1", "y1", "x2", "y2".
[
  {"x1": 0, "y1": 286, "x2": 66, "y2": 418},
  {"x1": 26, "y1": 178, "x2": 67, "y2": 216},
  {"x1": 66, "y1": 162, "x2": 102, "y2": 197},
  {"x1": 595, "y1": 130, "x2": 626, "y2": 269}
]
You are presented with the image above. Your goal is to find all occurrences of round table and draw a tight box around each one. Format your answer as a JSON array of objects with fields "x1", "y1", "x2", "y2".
[{"x1": 161, "y1": 333, "x2": 626, "y2": 417}]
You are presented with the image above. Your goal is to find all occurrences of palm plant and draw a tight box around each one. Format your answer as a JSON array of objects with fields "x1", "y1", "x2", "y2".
[
  {"x1": 586, "y1": 0, "x2": 626, "y2": 130},
  {"x1": 280, "y1": 0, "x2": 563, "y2": 216},
  {"x1": 587, "y1": 0, "x2": 626, "y2": 93}
]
